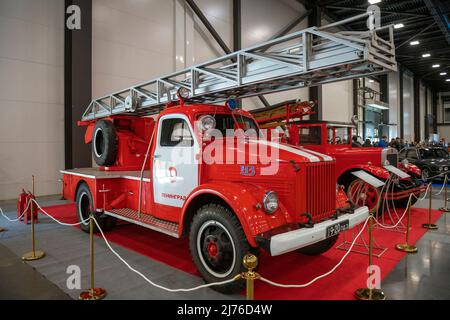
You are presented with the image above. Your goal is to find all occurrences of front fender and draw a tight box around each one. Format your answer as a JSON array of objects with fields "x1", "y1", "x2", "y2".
[
  {"x1": 181, "y1": 182, "x2": 291, "y2": 247},
  {"x1": 403, "y1": 163, "x2": 422, "y2": 178},
  {"x1": 356, "y1": 164, "x2": 390, "y2": 180}
]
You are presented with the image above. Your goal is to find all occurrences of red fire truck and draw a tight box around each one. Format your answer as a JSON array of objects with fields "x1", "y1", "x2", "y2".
[
  {"x1": 61, "y1": 97, "x2": 368, "y2": 293},
  {"x1": 252, "y1": 101, "x2": 424, "y2": 214}
]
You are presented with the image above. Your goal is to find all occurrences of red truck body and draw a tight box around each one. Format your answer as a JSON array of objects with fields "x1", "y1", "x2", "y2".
[{"x1": 61, "y1": 102, "x2": 368, "y2": 292}]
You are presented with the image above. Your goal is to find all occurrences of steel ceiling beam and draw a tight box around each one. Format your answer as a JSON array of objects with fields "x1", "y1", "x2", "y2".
[
  {"x1": 233, "y1": 0, "x2": 241, "y2": 52},
  {"x1": 396, "y1": 21, "x2": 437, "y2": 49},
  {"x1": 185, "y1": 0, "x2": 232, "y2": 54},
  {"x1": 423, "y1": 0, "x2": 450, "y2": 46},
  {"x1": 324, "y1": 5, "x2": 431, "y2": 18}
]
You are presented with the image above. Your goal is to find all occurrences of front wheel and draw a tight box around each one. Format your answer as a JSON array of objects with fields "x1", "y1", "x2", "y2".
[
  {"x1": 421, "y1": 168, "x2": 431, "y2": 181},
  {"x1": 347, "y1": 178, "x2": 381, "y2": 215},
  {"x1": 297, "y1": 235, "x2": 339, "y2": 256},
  {"x1": 189, "y1": 204, "x2": 256, "y2": 294}
]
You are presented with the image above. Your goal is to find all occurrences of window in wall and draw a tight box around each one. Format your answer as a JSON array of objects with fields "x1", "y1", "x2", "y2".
[{"x1": 444, "y1": 102, "x2": 450, "y2": 123}]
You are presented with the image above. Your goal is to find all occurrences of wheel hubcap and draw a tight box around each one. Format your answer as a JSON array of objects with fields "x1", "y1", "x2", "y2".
[
  {"x1": 349, "y1": 181, "x2": 379, "y2": 212},
  {"x1": 197, "y1": 221, "x2": 236, "y2": 278},
  {"x1": 78, "y1": 192, "x2": 91, "y2": 225}
]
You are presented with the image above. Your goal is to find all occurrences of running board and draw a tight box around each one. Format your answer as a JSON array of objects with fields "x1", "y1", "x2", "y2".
[{"x1": 104, "y1": 208, "x2": 179, "y2": 238}]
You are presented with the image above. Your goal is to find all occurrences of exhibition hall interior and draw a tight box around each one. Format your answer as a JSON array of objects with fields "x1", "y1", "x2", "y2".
[{"x1": 1, "y1": 0, "x2": 450, "y2": 304}]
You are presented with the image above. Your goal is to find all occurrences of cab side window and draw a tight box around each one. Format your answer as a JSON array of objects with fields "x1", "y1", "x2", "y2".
[
  {"x1": 299, "y1": 126, "x2": 321, "y2": 145},
  {"x1": 160, "y1": 118, "x2": 193, "y2": 147}
]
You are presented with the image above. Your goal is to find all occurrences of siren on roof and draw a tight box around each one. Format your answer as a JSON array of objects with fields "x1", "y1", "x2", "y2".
[{"x1": 226, "y1": 96, "x2": 239, "y2": 110}]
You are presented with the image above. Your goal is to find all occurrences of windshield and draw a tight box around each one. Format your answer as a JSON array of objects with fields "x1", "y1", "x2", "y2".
[
  {"x1": 199, "y1": 113, "x2": 260, "y2": 137},
  {"x1": 328, "y1": 127, "x2": 351, "y2": 145},
  {"x1": 419, "y1": 149, "x2": 449, "y2": 159}
]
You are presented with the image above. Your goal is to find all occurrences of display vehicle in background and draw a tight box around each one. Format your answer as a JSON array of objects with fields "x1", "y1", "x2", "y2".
[
  {"x1": 252, "y1": 101, "x2": 424, "y2": 214},
  {"x1": 399, "y1": 146, "x2": 450, "y2": 181},
  {"x1": 61, "y1": 97, "x2": 369, "y2": 293}
]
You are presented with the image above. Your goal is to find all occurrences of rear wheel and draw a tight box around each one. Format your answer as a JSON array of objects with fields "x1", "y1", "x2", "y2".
[
  {"x1": 189, "y1": 204, "x2": 256, "y2": 294},
  {"x1": 347, "y1": 178, "x2": 381, "y2": 215},
  {"x1": 297, "y1": 235, "x2": 339, "y2": 256},
  {"x1": 76, "y1": 183, "x2": 116, "y2": 233}
]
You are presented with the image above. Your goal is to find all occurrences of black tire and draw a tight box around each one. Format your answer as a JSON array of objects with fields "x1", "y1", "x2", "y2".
[
  {"x1": 189, "y1": 204, "x2": 257, "y2": 294},
  {"x1": 421, "y1": 168, "x2": 431, "y2": 181},
  {"x1": 92, "y1": 120, "x2": 118, "y2": 166},
  {"x1": 75, "y1": 183, "x2": 117, "y2": 233},
  {"x1": 297, "y1": 235, "x2": 339, "y2": 256}
]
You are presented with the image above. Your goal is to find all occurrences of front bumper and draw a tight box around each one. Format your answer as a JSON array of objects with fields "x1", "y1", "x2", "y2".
[{"x1": 256, "y1": 206, "x2": 369, "y2": 257}]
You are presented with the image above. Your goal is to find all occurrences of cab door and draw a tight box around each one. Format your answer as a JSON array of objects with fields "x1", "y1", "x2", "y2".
[{"x1": 152, "y1": 114, "x2": 200, "y2": 209}]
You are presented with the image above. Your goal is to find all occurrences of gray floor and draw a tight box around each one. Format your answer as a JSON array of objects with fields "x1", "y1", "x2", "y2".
[
  {"x1": 1, "y1": 190, "x2": 449, "y2": 300},
  {"x1": 0, "y1": 196, "x2": 241, "y2": 300},
  {"x1": 381, "y1": 189, "x2": 450, "y2": 299}
]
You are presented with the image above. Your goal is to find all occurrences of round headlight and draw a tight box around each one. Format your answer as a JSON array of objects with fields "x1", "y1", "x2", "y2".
[
  {"x1": 263, "y1": 191, "x2": 278, "y2": 214},
  {"x1": 401, "y1": 159, "x2": 409, "y2": 167},
  {"x1": 384, "y1": 160, "x2": 390, "y2": 166},
  {"x1": 197, "y1": 115, "x2": 216, "y2": 132},
  {"x1": 445, "y1": 167, "x2": 448, "y2": 171},
  {"x1": 439, "y1": 167, "x2": 443, "y2": 171}
]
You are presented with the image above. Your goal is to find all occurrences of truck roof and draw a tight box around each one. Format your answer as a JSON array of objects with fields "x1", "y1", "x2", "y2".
[
  {"x1": 294, "y1": 120, "x2": 356, "y2": 128},
  {"x1": 158, "y1": 104, "x2": 255, "y2": 120}
]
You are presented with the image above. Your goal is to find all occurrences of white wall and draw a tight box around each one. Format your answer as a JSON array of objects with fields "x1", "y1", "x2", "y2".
[
  {"x1": 419, "y1": 82, "x2": 426, "y2": 141},
  {"x1": 402, "y1": 70, "x2": 414, "y2": 143},
  {"x1": 388, "y1": 71, "x2": 400, "y2": 138},
  {"x1": 0, "y1": 0, "x2": 64, "y2": 200},
  {"x1": 92, "y1": 0, "x2": 175, "y2": 98},
  {"x1": 91, "y1": 0, "x2": 311, "y2": 111},
  {"x1": 322, "y1": 81, "x2": 353, "y2": 122}
]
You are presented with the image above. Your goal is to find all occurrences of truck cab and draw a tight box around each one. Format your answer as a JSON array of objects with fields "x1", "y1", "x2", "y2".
[{"x1": 61, "y1": 102, "x2": 369, "y2": 293}]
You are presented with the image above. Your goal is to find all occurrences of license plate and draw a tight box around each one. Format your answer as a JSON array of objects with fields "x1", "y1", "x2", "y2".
[{"x1": 326, "y1": 220, "x2": 349, "y2": 238}]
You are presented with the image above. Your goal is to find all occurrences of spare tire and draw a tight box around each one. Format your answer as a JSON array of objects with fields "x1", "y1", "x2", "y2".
[{"x1": 92, "y1": 120, "x2": 117, "y2": 166}]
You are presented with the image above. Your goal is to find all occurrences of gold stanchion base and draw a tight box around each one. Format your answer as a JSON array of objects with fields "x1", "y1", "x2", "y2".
[
  {"x1": 422, "y1": 223, "x2": 438, "y2": 230},
  {"x1": 0, "y1": 227, "x2": 7, "y2": 233},
  {"x1": 395, "y1": 243, "x2": 418, "y2": 253},
  {"x1": 439, "y1": 207, "x2": 450, "y2": 212},
  {"x1": 79, "y1": 288, "x2": 107, "y2": 301},
  {"x1": 355, "y1": 288, "x2": 386, "y2": 300},
  {"x1": 22, "y1": 250, "x2": 45, "y2": 261}
]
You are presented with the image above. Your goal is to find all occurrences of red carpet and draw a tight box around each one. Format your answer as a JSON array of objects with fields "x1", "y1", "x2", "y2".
[{"x1": 39, "y1": 205, "x2": 443, "y2": 300}]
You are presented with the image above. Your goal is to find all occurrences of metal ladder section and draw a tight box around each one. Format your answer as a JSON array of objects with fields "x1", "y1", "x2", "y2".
[{"x1": 81, "y1": 11, "x2": 397, "y2": 122}]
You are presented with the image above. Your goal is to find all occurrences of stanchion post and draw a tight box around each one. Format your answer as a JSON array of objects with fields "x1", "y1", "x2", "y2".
[
  {"x1": 395, "y1": 197, "x2": 418, "y2": 254},
  {"x1": 439, "y1": 175, "x2": 450, "y2": 212},
  {"x1": 423, "y1": 183, "x2": 438, "y2": 230},
  {"x1": 79, "y1": 215, "x2": 106, "y2": 300},
  {"x1": 355, "y1": 214, "x2": 386, "y2": 300},
  {"x1": 241, "y1": 254, "x2": 260, "y2": 301},
  {"x1": 22, "y1": 176, "x2": 45, "y2": 261}
]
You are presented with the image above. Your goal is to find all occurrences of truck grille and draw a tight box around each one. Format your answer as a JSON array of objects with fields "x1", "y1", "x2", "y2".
[{"x1": 305, "y1": 162, "x2": 336, "y2": 221}]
